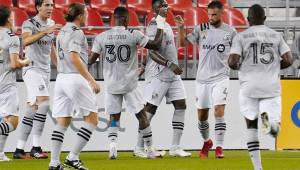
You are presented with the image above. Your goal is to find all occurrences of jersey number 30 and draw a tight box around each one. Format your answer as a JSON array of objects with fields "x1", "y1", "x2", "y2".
[
  {"x1": 105, "y1": 44, "x2": 131, "y2": 63},
  {"x1": 250, "y1": 42, "x2": 274, "y2": 64}
]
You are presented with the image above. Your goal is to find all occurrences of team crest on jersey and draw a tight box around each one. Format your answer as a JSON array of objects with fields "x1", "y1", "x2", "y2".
[
  {"x1": 223, "y1": 33, "x2": 231, "y2": 41},
  {"x1": 39, "y1": 85, "x2": 45, "y2": 91}
]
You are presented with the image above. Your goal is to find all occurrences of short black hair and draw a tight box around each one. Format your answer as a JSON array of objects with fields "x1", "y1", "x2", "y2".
[
  {"x1": 152, "y1": 0, "x2": 164, "y2": 7},
  {"x1": 207, "y1": 0, "x2": 224, "y2": 9},
  {"x1": 0, "y1": 5, "x2": 11, "y2": 26},
  {"x1": 113, "y1": 6, "x2": 128, "y2": 17},
  {"x1": 249, "y1": 4, "x2": 265, "y2": 21},
  {"x1": 65, "y1": 3, "x2": 85, "y2": 22},
  {"x1": 35, "y1": 0, "x2": 44, "y2": 12}
]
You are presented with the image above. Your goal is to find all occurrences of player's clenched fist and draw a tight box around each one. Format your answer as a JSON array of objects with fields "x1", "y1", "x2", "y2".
[
  {"x1": 174, "y1": 15, "x2": 184, "y2": 27},
  {"x1": 89, "y1": 80, "x2": 101, "y2": 94}
]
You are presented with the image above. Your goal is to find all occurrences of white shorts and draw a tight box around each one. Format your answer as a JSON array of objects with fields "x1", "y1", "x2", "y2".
[
  {"x1": 144, "y1": 78, "x2": 186, "y2": 106},
  {"x1": 0, "y1": 87, "x2": 19, "y2": 117},
  {"x1": 239, "y1": 94, "x2": 281, "y2": 122},
  {"x1": 52, "y1": 74, "x2": 98, "y2": 118},
  {"x1": 195, "y1": 78, "x2": 229, "y2": 109},
  {"x1": 23, "y1": 69, "x2": 50, "y2": 105},
  {"x1": 105, "y1": 87, "x2": 145, "y2": 115}
]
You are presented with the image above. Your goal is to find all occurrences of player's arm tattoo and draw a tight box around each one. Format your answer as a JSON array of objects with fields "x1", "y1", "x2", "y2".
[
  {"x1": 89, "y1": 52, "x2": 100, "y2": 65},
  {"x1": 228, "y1": 54, "x2": 241, "y2": 70},
  {"x1": 145, "y1": 29, "x2": 163, "y2": 50},
  {"x1": 280, "y1": 51, "x2": 293, "y2": 69}
]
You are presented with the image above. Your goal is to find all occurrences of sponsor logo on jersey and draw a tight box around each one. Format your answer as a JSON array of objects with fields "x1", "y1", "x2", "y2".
[{"x1": 217, "y1": 44, "x2": 225, "y2": 52}]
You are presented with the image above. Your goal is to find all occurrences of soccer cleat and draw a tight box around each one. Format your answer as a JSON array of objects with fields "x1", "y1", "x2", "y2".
[
  {"x1": 199, "y1": 139, "x2": 213, "y2": 158},
  {"x1": 109, "y1": 142, "x2": 117, "y2": 160},
  {"x1": 49, "y1": 164, "x2": 68, "y2": 170},
  {"x1": 0, "y1": 152, "x2": 11, "y2": 161},
  {"x1": 64, "y1": 159, "x2": 88, "y2": 170},
  {"x1": 30, "y1": 146, "x2": 48, "y2": 159},
  {"x1": 261, "y1": 112, "x2": 271, "y2": 135},
  {"x1": 215, "y1": 146, "x2": 224, "y2": 159},
  {"x1": 133, "y1": 147, "x2": 147, "y2": 158},
  {"x1": 169, "y1": 146, "x2": 191, "y2": 157},
  {"x1": 13, "y1": 148, "x2": 30, "y2": 159},
  {"x1": 145, "y1": 147, "x2": 166, "y2": 159}
]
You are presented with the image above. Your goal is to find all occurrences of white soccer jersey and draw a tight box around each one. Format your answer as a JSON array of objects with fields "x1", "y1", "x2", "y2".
[
  {"x1": 92, "y1": 26, "x2": 149, "y2": 94},
  {"x1": 0, "y1": 28, "x2": 20, "y2": 94},
  {"x1": 56, "y1": 22, "x2": 88, "y2": 74},
  {"x1": 145, "y1": 18, "x2": 180, "y2": 82},
  {"x1": 187, "y1": 23, "x2": 237, "y2": 83},
  {"x1": 22, "y1": 15, "x2": 55, "y2": 73},
  {"x1": 230, "y1": 25, "x2": 291, "y2": 98}
]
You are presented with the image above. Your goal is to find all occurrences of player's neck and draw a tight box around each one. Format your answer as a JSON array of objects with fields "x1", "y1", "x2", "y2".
[
  {"x1": 72, "y1": 20, "x2": 81, "y2": 28},
  {"x1": 37, "y1": 14, "x2": 48, "y2": 22},
  {"x1": 213, "y1": 21, "x2": 223, "y2": 28},
  {"x1": 0, "y1": 25, "x2": 10, "y2": 30}
]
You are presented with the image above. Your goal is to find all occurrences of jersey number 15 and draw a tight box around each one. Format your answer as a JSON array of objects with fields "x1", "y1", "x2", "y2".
[{"x1": 250, "y1": 42, "x2": 274, "y2": 64}]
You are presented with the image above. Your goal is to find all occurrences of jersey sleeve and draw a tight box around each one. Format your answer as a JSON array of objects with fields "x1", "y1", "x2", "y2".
[
  {"x1": 91, "y1": 35, "x2": 103, "y2": 54},
  {"x1": 22, "y1": 20, "x2": 34, "y2": 34},
  {"x1": 230, "y1": 28, "x2": 238, "y2": 46},
  {"x1": 133, "y1": 30, "x2": 149, "y2": 48},
  {"x1": 146, "y1": 21, "x2": 157, "y2": 41},
  {"x1": 9, "y1": 36, "x2": 20, "y2": 55},
  {"x1": 230, "y1": 33, "x2": 243, "y2": 56},
  {"x1": 278, "y1": 34, "x2": 291, "y2": 56},
  {"x1": 186, "y1": 25, "x2": 201, "y2": 44},
  {"x1": 68, "y1": 30, "x2": 83, "y2": 54}
]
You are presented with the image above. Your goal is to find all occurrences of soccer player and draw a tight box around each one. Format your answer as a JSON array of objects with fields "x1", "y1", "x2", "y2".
[
  {"x1": 228, "y1": 4, "x2": 293, "y2": 170},
  {"x1": 176, "y1": 0, "x2": 237, "y2": 158},
  {"x1": 48, "y1": 3, "x2": 100, "y2": 170},
  {"x1": 134, "y1": 0, "x2": 191, "y2": 158},
  {"x1": 90, "y1": 6, "x2": 165, "y2": 159},
  {"x1": 13, "y1": 0, "x2": 60, "y2": 159},
  {"x1": 0, "y1": 5, "x2": 31, "y2": 161}
]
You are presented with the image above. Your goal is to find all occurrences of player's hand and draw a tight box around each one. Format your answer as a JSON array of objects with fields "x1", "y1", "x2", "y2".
[
  {"x1": 20, "y1": 57, "x2": 31, "y2": 66},
  {"x1": 169, "y1": 63, "x2": 183, "y2": 75},
  {"x1": 174, "y1": 15, "x2": 184, "y2": 27},
  {"x1": 89, "y1": 80, "x2": 101, "y2": 94},
  {"x1": 44, "y1": 24, "x2": 62, "y2": 34},
  {"x1": 137, "y1": 67, "x2": 145, "y2": 77}
]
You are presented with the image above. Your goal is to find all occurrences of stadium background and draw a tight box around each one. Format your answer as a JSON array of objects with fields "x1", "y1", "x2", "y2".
[{"x1": 0, "y1": 0, "x2": 300, "y2": 169}]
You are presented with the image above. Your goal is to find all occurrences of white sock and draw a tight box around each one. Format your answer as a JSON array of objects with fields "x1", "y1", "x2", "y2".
[
  {"x1": 215, "y1": 116, "x2": 226, "y2": 147},
  {"x1": 247, "y1": 128, "x2": 263, "y2": 170},
  {"x1": 140, "y1": 126, "x2": 153, "y2": 149},
  {"x1": 172, "y1": 109, "x2": 185, "y2": 147},
  {"x1": 198, "y1": 120, "x2": 210, "y2": 141}
]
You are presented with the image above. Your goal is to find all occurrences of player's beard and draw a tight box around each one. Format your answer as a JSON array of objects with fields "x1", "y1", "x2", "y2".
[{"x1": 210, "y1": 19, "x2": 221, "y2": 27}]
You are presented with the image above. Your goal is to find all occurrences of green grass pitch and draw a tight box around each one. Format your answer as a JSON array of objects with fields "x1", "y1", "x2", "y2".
[{"x1": 0, "y1": 150, "x2": 300, "y2": 170}]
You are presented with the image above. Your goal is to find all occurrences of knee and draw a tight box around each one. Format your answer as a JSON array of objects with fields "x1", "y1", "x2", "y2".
[
  {"x1": 214, "y1": 105, "x2": 225, "y2": 117},
  {"x1": 173, "y1": 100, "x2": 186, "y2": 110},
  {"x1": 144, "y1": 103, "x2": 157, "y2": 114}
]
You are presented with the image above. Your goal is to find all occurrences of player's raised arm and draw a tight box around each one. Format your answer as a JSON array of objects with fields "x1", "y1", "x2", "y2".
[
  {"x1": 149, "y1": 50, "x2": 183, "y2": 75},
  {"x1": 144, "y1": 7, "x2": 167, "y2": 50},
  {"x1": 175, "y1": 15, "x2": 189, "y2": 47},
  {"x1": 22, "y1": 18, "x2": 61, "y2": 47}
]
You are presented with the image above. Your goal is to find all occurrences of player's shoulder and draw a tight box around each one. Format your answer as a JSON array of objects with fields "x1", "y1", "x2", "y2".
[
  {"x1": 197, "y1": 22, "x2": 210, "y2": 31},
  {"x1": 24, "y1": 17, "x2": 42, "y2": 28},
  {"x1": 47, "y1": 18, "x2": 55, "y2": 26},
  {"x1": 148, "y1": 18, "x2": 157, "y2": 26},
  {"x1": 221, "y1": 23, "x2": 237, "y2": 33}
]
